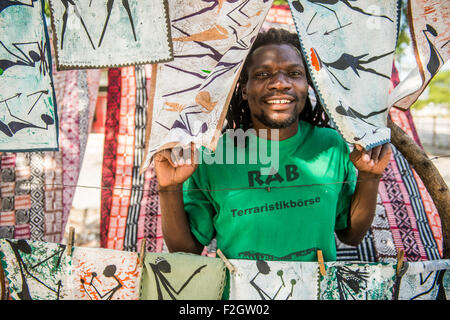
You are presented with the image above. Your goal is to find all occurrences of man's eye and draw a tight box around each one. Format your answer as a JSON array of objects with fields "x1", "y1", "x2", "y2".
[
  {"x1": 289, "y1": 71, "x2": 303, "y2": 77},
  {"x1": 255, "y1": 71, "x2": 270, "y2": 78}
]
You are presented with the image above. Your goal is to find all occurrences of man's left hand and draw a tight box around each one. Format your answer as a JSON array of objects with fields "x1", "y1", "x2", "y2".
[{"x1": 349, "y1": 143, "x2": 392, "y2": 177}]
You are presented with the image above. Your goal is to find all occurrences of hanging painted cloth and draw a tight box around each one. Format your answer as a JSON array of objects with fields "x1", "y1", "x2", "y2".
[
  {"x1": 0, "y1": 238, "x2": 71, "y2": 300},
  {"x1": 48, "y1": 0, "x2": 173, "y2": 70},
  {"x1": 141, "y1": 0, "x2": 273, "y2": 172},
  {"x1": 388, "y1": 0, "x2": 449, "y2": 109},
  {"x1": 140, "y1": 252, "x2": 226, "y2": 300},
  {"x1": 335, "y1": 64, "x2": 442, "y2": 263},
  {"x1": 228, "y1": 259, "x2": 318, "y2": 300},
  {"x1": 287, "y1": 0, "x2": 400, "y2": 150},
  {"x1": 69, "y1": 246, "x2": 141, "y2": 300},
  {"x1": 319, "y1": 262, "x2": 397, "y2": 300},
  {"x1": 0, "y1": 0, "x2": 59, "y2": 151},
  {"x1": 0, "y1": 69, "x2": 100, "y2": 243},
  {"x1": 397, "y1": 259, "x2": 450, "y2": 300}
]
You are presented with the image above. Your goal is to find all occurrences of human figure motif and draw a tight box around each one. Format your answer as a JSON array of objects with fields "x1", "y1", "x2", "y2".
[
  {"x1": 291, "y1": 0, "x2": 393, "y2": 34},
  {"x1": 80, "y1": 264, "x2": 123, "y2": 300},
  {"x1": 249, "y1": 260, "x2": 297, "y2": 300},
  {"x1": 5, "y1": 239, "x2": 66, "y2": 300},
  {"x1": 59, "y1": 0, "x2": 96, "y2": 50},
  {"x1": 0, "y1": 40, "x2": 49, "y2": 76},
  {"x1": 0, "y1": 0, "x2": 37, "y2": 14},
  {"x1": 98, "y1": 0, "x2": 136, "y2": 48},
  {"x1": 149, "y1": 257, "x2": 206, "y2": 300},
  {"x1": 0, "y1": 92, "x2": 54, "y2": 137},
  {"x1": 335, "y1": 266, "x2": 369, "y2": 300}
]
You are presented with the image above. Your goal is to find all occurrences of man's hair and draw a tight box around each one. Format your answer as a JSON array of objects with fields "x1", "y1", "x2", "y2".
[{"x1": 225, "y1": 28, "x2": 330, "y2": 131}]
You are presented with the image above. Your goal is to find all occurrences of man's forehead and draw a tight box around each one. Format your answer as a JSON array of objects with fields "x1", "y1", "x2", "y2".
[
  {"x1": 251, "y1": 44, "x2": 303, "y2": 65},
  {"x1": 249, "y1": 44, "x2": 304, "y2": 68}
]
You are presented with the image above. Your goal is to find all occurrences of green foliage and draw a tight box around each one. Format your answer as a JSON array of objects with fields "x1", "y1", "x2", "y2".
[
  {"x1": 411, "y1": 70, "x2": 450, "y2": 110},
  {"x1": 273, "y1": 0, "x2": 289, "y2": 5},
  {"x1": 44, "y1": 0, "x2": 50, "y2": 17}
]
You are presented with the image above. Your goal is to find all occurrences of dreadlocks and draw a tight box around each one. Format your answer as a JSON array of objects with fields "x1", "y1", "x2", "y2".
[{"x1": 225, "y1": 28, "x2": 330, "y2": 131}]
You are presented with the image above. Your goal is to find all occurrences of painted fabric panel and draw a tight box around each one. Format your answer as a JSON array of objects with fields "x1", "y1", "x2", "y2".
[
  {"x1": 288, "y1": 0, "x2": 399, "y2": 150},
  {"x1": 48, "y1": 0, "x2": 173, "y2": 70},
  {"x1": 0, "y1": 0, "x2": 58, "y2": 151},
  {"x1": 319, "y1": 262, "x2": 397, "y2": 300},
  {"x1": 70, "y1": 246, "x2": 141, "y2": 300},
  {"x1": 141, "y1": 0, "x2": 273, "y2": 171},
  {"x1": 0, "y1": 238, "x2": 70, "y2": 300},
  {"x1": 0, "y1": 55, "x2": 99, "y2": 244},
  {"x1": 140, "y1": 252, "x2": 226, "y2": 300},
  {"x1": 229, "y1": 259, "x2": 318, "y2": 300},
  {"x1": 397, "y1": 259, "x2": 449, "y2": 300},
  {"x1": 388, "y1": 0, "x2": 449, "y2": 109}
]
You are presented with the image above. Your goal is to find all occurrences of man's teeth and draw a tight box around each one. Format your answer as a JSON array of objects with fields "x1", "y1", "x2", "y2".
[{"x1": 266, "y1": 99, "x2": 292, "y2": 104}]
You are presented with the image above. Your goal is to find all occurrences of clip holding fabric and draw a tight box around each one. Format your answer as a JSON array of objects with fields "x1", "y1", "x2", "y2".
[
  {"x1": 317, "y1": 249, "x2": 326, "y2": 276},
  {"x1": 139, "y1": 238, "x2": 146, "y2": 268},
  {"x1": 396, "y1": 249, "x2": 405, "y2": 276},
  {"x1": 216, "y1": 249, "x2": 237, "y2": 275},
  {"x1": 67, "y1": 227, "x2": 75, "y2": 256}
]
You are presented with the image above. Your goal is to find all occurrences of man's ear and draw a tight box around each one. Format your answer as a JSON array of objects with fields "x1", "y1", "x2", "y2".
[{"x1": 241, "y1": 86, "x2": 248, "y2": 100}]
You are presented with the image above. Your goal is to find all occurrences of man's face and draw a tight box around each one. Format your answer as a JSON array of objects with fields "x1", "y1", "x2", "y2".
[{"x1": 242, "y1": 44, "x2": 309, "y2": 130}]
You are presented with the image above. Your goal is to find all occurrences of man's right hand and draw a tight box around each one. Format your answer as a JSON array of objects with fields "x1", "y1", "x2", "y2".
[{"x1": 154, "y1": 142, "x2": 198, "y2": 189}]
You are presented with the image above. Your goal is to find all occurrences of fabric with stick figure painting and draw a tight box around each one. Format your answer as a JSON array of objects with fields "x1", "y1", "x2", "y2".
[
  {"x1": 319, "y1": 262, "x2": 397, "y2": 300},
  {"x1": 141, "y1": 0, "x2": 273, "y2": 172},
  {"x1": 48, "y1": 0, "x2": 173, "y2": 69},
  {"x1": 0, "y1": 0, "x2": 59, "y2": 151},
  {"x1": 388, "y1": 0, "x2": 449, "y2": 110},
  {"x1": 0, "y1": 238, "x2": 71, "y2": 300},
  {"x1": 288, "y1": 0, "x2": 400, "y2": 150},
  {"x1": 70, "y1": 246, "x2": 141, "y2": 300},
  {"x1": 397, "y1": 259, "x2": 450, "y2": 300},
  {"x1": 228, "y1": 259, "x2": 319, "y2": 300},
  {"x1": 140, "y1": 252, "x2": 226, "y2": 300}
]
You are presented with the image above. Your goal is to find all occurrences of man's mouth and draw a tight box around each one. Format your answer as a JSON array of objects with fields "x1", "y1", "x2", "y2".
[
  {"x1": 265, "y1": 99, "x2": 293, "y2": 104},
  {"x1": 263, "y1": 97, "x2": 296, "y2": 110}
]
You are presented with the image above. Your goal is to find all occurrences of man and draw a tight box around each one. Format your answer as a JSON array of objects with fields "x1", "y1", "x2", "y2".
[{"x1": 154, "y1": 28, "x2": 391, "y2": 263}]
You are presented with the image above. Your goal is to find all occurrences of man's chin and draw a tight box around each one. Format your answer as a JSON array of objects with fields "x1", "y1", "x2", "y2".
[{"x1": 256, "y1": 114, "x2": 298, "y2": 129}]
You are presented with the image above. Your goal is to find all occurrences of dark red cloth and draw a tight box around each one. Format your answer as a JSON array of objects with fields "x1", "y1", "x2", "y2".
[{"x1": 100, "y1": 68, "x2": 121, "y2": 248}]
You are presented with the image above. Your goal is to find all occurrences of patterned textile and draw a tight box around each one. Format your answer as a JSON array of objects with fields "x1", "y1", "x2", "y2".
[
  {"x1": 0, "y1": 238, "x2": 71, "y2": 300},
  {"x1": 229, "y1": 259, "x2": 318, "y2": 300},
  {"x1": 141, "y1": 0, "x2": 273, "y2": 171},
  {"x1": 140, "y1": 252, "x2": 226, "y2": 300},
  {"x1": 100, "y1": 68, "x2": 121, "y2": 248},
  {"x1": 388, "y1": 0, "x2": 449, "y2": 109},
  {"x1": 106, "y1": 66, "x2": 136, "y2": 250},
  {"x1": 70, "y1": 246, "x2": 141, "y2": 300},
  {"x1": 0, "y1": 0, "x2": 59, "y2": 151},
  {"x1": 101, "y1": 66, "x2": 165, "y2": 253},
  {"x1": 123, "y1": 65, "x2": 146, "y2": 252},
  {"x1": 397, "y1": 260, "x2": 450, "y2": 300},
  {"x1": 288, "y1": 0, "x2": 399, "y2": 149},
  {"x1": 48, "y1": 0, "x2": 173, "y2": 69},
  {"x1": 319, "y1": 262, "x2": 397, "y2": 300}
]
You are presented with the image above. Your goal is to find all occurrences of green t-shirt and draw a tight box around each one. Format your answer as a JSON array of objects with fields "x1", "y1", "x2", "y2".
[{"x1": 183, "y1": 120, "x2": 356, "y2": 262}]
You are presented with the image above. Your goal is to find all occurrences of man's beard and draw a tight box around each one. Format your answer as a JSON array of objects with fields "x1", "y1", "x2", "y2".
[{"x1": 253, "y1": 104, "x2": 300, "y2": 129}]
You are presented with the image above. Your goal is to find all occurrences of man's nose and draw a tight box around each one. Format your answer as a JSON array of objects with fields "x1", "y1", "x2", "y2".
[{"x1": 267, "y1": 71, "x2": 292, "y2": 90}]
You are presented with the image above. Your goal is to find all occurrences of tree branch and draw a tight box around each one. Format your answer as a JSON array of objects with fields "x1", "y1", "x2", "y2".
[{"x1": 388, "y1": 117, "x2": 450, "y2": 258}]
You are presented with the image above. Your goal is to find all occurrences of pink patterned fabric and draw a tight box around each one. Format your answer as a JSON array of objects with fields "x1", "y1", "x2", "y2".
[{"x1": 106, "y1": 66, "x2": 136, "y2": 250}]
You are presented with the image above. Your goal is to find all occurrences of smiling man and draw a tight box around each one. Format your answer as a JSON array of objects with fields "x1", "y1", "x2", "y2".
[{"x1": 154, "y1": 28, "x2": 391, "y2": 265}]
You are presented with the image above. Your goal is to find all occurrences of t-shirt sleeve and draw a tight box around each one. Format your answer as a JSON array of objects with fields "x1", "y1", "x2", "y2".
[
  {"x1": 335, "y1": 142, "x2": 357, "y2": 231},
  {"x1": 183, "y1": 165, "x2": 216, "y2": 246}
]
